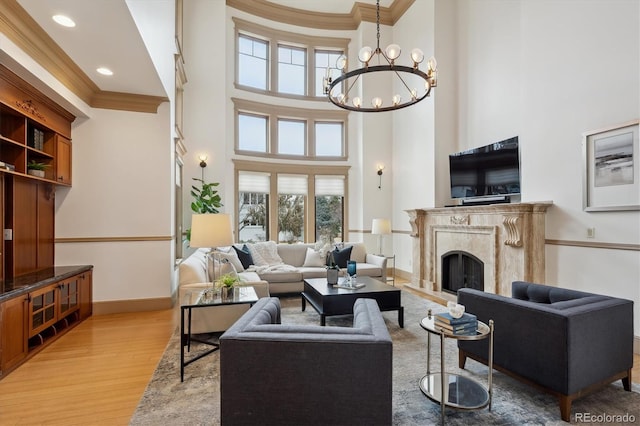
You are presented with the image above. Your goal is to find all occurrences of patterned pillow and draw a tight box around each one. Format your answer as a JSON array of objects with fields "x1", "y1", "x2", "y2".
[{"x1": 247, "y1": 241, "x2": 283, "y2": 266}]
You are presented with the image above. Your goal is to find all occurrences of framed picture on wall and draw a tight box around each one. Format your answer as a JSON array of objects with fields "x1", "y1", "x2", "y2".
[{"x1": 582, "y1": 119, "x2": 640, "y2": 211}]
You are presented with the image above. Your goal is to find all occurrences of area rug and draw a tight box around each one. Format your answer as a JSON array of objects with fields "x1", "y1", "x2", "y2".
[{"x1": 131, "y1": 290, "x2": 640, "y2": 425}]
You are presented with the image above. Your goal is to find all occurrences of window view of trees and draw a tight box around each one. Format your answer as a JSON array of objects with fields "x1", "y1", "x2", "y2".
[
  {"x1": 278, "y1": 194, "x2": 304, "y2": 243},
  {"x1": 238, "y1": 192, "x2": 268, "y2": 242},
  {"x1": 315, "y1": 195, "x2": 343, "y2": 243}
]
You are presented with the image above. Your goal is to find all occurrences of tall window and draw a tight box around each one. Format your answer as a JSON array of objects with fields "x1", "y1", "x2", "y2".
[
  {"x1": 278, "y1": 45, "x2": 306, "y2": 95},
  {"x1": 234, "y1": 18, "x2": 348, "y2": 99},
  {"x1": 238, "y1": 171, "x2": 270, "y2": 242},
  {"x1": 315, "y1": 122, "x2": 343, "y2": 157},
  {"x1": 277, "y1": 174, "x2": 307, "y2": 243},
  {"x1": 278, "y1": 119, "x2": 305, "y2": 156},
  {"x1": 238, "y1": 35, "x2": 268, "y2": 90},
  {"x1": 234, "y1": 99, "x2": 347, "y2": 159},
  {"x1": 315, "y1": 176, "x2": 344, "y2": 243},
  {"x1": 238, "y1": 113, "x2": 268, "y2": 153}
]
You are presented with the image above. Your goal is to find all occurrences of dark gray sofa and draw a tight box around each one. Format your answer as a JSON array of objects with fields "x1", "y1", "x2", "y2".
[
  {"x1": 219, "y1": 297, "x2": 393, "y2": 426},
  {"x1": 457, "y1": 281, "x2": 634, "y2": 422}
]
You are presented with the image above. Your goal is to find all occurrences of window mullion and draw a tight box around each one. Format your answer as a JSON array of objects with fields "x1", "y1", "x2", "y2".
[
  {"x1": 307, "y1": 175, "x2": 315, "y2": 242},
  {"x1": 269, "y1": 113, "x2": 277, "y2": 154},
  {"x1": 270, "y1": 42, "x2": 278, "y2": 93}
]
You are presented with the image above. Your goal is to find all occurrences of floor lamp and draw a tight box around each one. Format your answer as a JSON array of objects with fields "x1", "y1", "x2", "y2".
[
  {"x1": 190, "y1": 213, "x2": 234, "y2": 292},
  {"x1": 372, "y1": 218, "x2": 391, "y2": 256}
]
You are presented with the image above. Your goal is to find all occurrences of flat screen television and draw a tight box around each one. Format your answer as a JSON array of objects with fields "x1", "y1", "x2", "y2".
[{"x1": 449, "y1": 136, "x2": 520, "y2": 200}]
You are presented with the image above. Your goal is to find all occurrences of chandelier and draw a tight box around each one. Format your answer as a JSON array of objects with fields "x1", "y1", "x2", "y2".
[{"x1": 323, "y1": 0, "x2": 438, "y2": 112}]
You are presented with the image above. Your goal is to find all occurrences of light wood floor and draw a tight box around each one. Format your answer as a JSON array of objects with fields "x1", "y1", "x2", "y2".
[
  {"x1": 0, "y1": 309, "x2": 176, "y2": 426},
  {"x1": 0, "y1": 294, "x2": 638, "y2": 425}
]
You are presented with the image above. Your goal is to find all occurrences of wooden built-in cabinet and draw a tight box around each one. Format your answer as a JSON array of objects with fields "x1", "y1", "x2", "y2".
[
  {"x1": 0, "y1": 268, "x2": 92, "y2": 378},
  {"x1": 0, "y1": 63, "x2": 89, "y2": 380},
  {"x1": 0, "y1": 64, "x2": 73, "y2": 280},
  {"x1": 0, "y1": 295, "x2": 28, "y2": 374}
]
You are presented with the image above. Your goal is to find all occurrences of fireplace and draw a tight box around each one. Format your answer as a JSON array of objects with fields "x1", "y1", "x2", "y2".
[
  {"x1": 406, "y1": 202, "x2": 551, "y2": 298},
  {"x1": 442, "y1": 251, "x2": 484, "y2": 294}
]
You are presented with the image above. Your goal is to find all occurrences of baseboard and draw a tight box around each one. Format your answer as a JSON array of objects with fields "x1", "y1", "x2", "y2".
[
  {"x1": 635, "y1": 336, "x2": 640, "y2": 355},
  {"x1": 93, "y1": 297, "x2": 173, "y2": 315},
  {"x1": 395, "y1": 268, "x2": 411, "y2": 281}
]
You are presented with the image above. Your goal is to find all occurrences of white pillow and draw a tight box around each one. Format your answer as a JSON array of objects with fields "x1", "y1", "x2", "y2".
[
  {"x1": 218, "y1": 250, "x2": 244, "y2": 272},
  {"x1": 248, "y1": 241, "x2": 283, "y2": 266},
  {"x1": 303, "y1": 247, "x2": 325, "y2": 267}
]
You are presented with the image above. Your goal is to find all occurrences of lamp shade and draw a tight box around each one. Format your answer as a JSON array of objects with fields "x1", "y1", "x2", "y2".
[
  {"x1": 190, "y1": 213, "x2": 233, "y2": 248},
  {"x1": 372, "y1": 218, "x2": 391, "y2": 235}
]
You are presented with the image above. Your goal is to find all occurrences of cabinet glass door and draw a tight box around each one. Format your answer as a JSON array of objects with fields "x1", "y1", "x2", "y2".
[
  {"x1": 58, "y1": 279, "x2": 79, "y2": 317},
  {"x1": 30, "y1": 286, "x2": 57, "y2": 337}
]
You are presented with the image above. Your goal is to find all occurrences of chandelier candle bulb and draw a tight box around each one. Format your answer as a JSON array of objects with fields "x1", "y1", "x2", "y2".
[{"x1": 385, "y1": 44, "x2": 401, "y2": 62}]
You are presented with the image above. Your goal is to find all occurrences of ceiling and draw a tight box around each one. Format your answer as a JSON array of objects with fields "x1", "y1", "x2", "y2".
[{"x1": 13, "y1": 0, "x2": 392, "y2": 100}]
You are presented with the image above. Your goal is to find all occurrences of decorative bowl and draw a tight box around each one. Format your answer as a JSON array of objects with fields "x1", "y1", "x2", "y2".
[{"x1": 447, "y1": 301, "x2": 465, "y2": 318}]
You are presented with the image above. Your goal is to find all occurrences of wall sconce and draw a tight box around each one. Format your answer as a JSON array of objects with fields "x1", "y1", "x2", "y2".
[
  {"x1": 377, "y1": 164, "x2": 385, "y2": 189},
  {"x1": 198, "y1": 154, "x2": 208, "y2": 181}
]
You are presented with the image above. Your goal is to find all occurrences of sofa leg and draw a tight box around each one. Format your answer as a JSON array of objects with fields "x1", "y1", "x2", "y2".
[
  {"x1": 622, "y1": 369, "x2": 632, "y2": 391},
  {"x1": 458, "y1": 350, "x2": 467, "y2": 369},
  {"x1": 559, "y1": 395, "x2": 572, "y2": 422}
]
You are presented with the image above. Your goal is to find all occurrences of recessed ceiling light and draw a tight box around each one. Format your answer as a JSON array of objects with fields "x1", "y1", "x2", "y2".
[
  {"x1": 52, "y1": 14, "x2": 76, "y2": 28},
  {"x1": 96, "y1": 67, "x2": 113, "y2": 76}
]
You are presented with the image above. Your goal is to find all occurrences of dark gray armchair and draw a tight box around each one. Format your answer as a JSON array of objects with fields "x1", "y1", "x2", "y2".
[
  {"x1": 219, "y1": 297, "x2": 393, "y2": 425},
  {"x1": 457, "y1": 281, "x2": 634, "y2": 421}
]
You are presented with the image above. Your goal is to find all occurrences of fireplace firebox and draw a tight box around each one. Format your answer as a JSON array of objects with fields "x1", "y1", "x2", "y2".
[{"x1": 441, "y1": 251, "x2": 484, "y2": 294}]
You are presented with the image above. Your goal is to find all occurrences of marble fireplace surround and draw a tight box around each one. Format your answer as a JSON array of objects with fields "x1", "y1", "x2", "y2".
[{"x1": 406, "y1": 202, "x2": 552, "y2": 300}]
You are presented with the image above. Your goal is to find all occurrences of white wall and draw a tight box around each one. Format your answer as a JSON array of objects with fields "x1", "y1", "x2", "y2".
[
  {"x1": 55, "y1": 105, "x2": 173, "y2": 302},
  {"x1": 455, "y1": 0, "x2": 640, "y2": 333},
  {"x1": 390, "y1": 0, "x2": 439, "y2": 272}
]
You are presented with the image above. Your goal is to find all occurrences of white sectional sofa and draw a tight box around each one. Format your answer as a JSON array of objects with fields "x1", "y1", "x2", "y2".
[{"x1": 179, "y1": 241, "x2": 388, "y2": 295}]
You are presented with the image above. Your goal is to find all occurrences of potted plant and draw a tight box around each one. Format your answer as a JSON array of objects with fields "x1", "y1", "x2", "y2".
[
  {"x1": 27, "y1": 160, "x2": 48, "y2": 178},
  {"x1": 217, "y1": 272, "x2": 240, "y2": 300}
]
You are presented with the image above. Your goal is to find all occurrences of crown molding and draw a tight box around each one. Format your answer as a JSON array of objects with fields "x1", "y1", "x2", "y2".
[
  {"x1": 0, "y1": 0, "x2": 166, "y2": 113},
  {"x1": 226, "y1": 0, "x2": 415, "y2": 30}
]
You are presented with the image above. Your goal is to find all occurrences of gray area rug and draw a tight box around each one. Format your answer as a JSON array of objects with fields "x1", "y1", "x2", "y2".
[{"x1": 131, "y1": 290, "x2": 640, "y2": 425}]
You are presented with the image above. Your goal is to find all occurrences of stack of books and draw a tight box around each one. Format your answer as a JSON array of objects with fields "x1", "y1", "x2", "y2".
[{"x1": 434, "y1": 312, "x2": 478, "y2": 335}]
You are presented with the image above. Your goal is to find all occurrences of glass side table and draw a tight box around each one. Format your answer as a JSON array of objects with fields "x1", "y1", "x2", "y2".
[
  {"x1": 419, "y1": 310, "x2": 494, "y2": 425},
  {"x1": 180, "y1": 287, "x2": 258, "y2": 381}
]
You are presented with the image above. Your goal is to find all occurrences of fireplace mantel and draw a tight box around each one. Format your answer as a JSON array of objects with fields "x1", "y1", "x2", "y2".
[{"x1": 406, "y1": 202, "x2": 552, "y2": 301}]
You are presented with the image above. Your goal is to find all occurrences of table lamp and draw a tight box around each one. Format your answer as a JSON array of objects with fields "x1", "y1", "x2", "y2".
[
  {"x1": 371, "y1": 218, "x2": 391, "y2": 255},
  {"x1": 190, "y1": 213, "x2": 235, "y2": 291}
]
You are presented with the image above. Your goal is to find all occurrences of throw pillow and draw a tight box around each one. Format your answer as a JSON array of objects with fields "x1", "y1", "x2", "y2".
[
  {"x1": 302, "y1": 247, "x2": 325, "y2": 267},
  {"x1": 247, "y1": 241, "x2": 283, "y2": 266},
  {"x1": 218, "y1": 250, "x2": 244, "y2": 272},
  {"x1": 330, "y1": 246, "x2": 353, "y2": 269},
  {"x1": 233, "y1": 244, "x2": 254, "y2": 269}
]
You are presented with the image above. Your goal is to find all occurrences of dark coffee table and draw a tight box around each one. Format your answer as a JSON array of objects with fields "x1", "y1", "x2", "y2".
[{"x1": 302, "y1": 276, "x2": 403, "y2": 327}]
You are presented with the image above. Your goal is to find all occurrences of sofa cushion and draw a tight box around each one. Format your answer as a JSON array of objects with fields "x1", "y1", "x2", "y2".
[
  {"x1": 330, "y1": 246, "x2": 353, "y2": 268},
  {"x1": 179, "y1": 248, "x2": 209, "y2": 285},
  {"x1": 303, "y1": 247, "x2": 325, "y2": 267},
  {"x1": 277, "y1": 243, "x2": 314, "y2": 266},
  {"x1": 297, "y1": 267, "x2": 328, "y2": 279},
  {"x1": 248, "y1": 241, "x2": 284, "y2": 266},
  {"x1": 346, "y1": 243, "x2": 367, "y2": 263},
  {"x1": 257, "y1": 270, "x2": 303, "y2": 283},
  {"x1": 233, "y1": 244, "x2": 254, "y2": 269}
]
